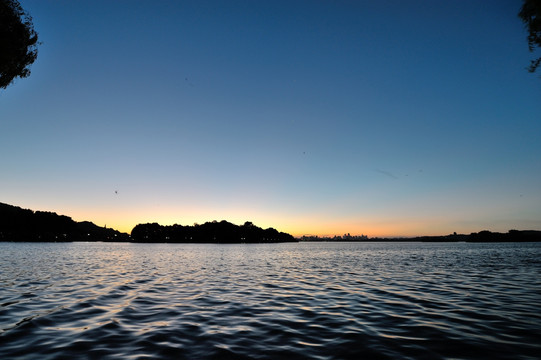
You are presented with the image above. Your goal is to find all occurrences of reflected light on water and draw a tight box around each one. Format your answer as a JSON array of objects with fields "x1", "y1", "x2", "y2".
[{"x1": 1, "y1": 242, "x2": 540, "y2": 359}]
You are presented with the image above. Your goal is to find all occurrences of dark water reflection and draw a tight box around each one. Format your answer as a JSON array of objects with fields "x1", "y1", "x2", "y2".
[{"x1": 1, "y1": 242, "x2": 540, "y2": 359}]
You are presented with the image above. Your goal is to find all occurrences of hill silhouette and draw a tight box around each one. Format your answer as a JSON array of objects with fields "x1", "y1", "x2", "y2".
[{"x1": 0, "y1": 202, "x2": 128, "y2": 241}]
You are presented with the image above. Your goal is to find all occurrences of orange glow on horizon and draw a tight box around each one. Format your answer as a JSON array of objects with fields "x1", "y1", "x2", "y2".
[
  {"x1": 24, "y1": 202, "x2": 531, "y2": 239},
  {"x1": 68, "y1": 212, "x2": 491, "y2": 238}
]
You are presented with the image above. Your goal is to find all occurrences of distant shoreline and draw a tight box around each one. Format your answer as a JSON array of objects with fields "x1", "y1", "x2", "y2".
[
  {"x1": 299, "y1": 230, "x2": 541, "y2": 243},
  {"x1": 1, "y1": 202, "x2": 540, "y2": 243}
]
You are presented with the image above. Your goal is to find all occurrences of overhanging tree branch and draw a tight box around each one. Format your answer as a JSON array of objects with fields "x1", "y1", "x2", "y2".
[
  {"x1": 519, "y1": 0, "x2": 541, "y2": 73},
  {"x1": 0, "y1": 0, "x2": 39, "y2": 89}
]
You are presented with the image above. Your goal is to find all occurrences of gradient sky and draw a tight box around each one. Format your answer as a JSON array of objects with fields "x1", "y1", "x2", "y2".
[{"x1": 1, "y1": 0, "x2": 540, "y2": 237}]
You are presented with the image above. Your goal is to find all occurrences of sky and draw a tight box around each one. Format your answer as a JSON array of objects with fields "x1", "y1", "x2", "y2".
[{"x1": 1, "y1": 0, "x2": 540, "y2": 237}]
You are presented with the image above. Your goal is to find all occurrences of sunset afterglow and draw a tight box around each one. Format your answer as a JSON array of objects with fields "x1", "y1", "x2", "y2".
[{"x1": 1, "y1": 1, "x2": 540, "y2": 237}]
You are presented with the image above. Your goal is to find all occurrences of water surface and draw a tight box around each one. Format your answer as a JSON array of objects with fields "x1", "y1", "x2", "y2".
[{"x1": 1, "y1": 241, "x2": 540, "y2": 359}]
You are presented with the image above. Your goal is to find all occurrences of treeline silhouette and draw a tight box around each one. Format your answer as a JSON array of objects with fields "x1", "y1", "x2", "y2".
[
  {"x1": 131, "y1": 221, "x2": 296, "y2": 243},
  {"x1": 2, "y1": 202, "x2": 540, "y2": 243},
  {"x1": 0, "y1": 202, "x2": 128, "y2": 241},
  {"x1": 0, "y1": 202, "x2": 295, "y2": 243}
]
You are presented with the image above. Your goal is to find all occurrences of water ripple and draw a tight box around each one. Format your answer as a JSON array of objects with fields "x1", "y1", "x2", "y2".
[{"x1": 1, "y1": 242, "x2": 540, "y2": 359}]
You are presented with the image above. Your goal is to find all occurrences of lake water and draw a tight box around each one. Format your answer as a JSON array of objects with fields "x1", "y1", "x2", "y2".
[{"x1": 1, "y1": 241, "x2": 540, "y2": 359}]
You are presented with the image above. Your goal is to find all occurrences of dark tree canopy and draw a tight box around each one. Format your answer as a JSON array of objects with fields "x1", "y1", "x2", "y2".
[
  {"x1": 131, "y1": 220, "x2": 296, "y2": 243},
  {"x1": 0, "y1": 0, "x2": 39, "y2": 89},
  {"x1": 519, "y1": 0, "x2": 541, "y2": 73},
  {"x1": 0, "y1": 202, "x2": 129, "y2": 242}
]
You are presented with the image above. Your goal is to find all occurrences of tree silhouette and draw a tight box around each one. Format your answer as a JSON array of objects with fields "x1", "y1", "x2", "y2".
[
  {"x1": 0, "y1": 0, "x2": 39, "y2": 89},
  {"x1": 131, "y1": 220, "x2": 295, "y2": 243},
  {"x1": 519, "y1": 0, "x2": 541, "y2": 73}
]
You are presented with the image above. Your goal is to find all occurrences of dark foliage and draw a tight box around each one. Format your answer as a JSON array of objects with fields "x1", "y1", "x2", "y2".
[
  {"x1": 0, "y1": 202, "x2": 128, "y2": 241},
  {"x1": 0, "y1": 0, "x2": 39, "y2": 89},
  {"x1": 0, "y1": 202, "x2": 294, "y2": 243},
  {"x1": 131, "y1": 220, "x2": 296, "y2": 243},
  {"x1": 519, "y1": 0, "x2": 541, "y2": 73}
]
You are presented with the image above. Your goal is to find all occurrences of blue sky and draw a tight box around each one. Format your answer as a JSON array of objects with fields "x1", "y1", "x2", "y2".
[{"x1": 1, "y1": 0, "x2": 540, "y2": 236}]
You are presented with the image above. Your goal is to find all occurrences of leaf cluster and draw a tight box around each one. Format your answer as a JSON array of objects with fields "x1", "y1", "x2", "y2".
[
  {"x1": 519, "y1": 0, "x2": 541, "y2": 73},
  {"x1": 0, "y1": 0, "x2": 39, "y2": 89}
]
